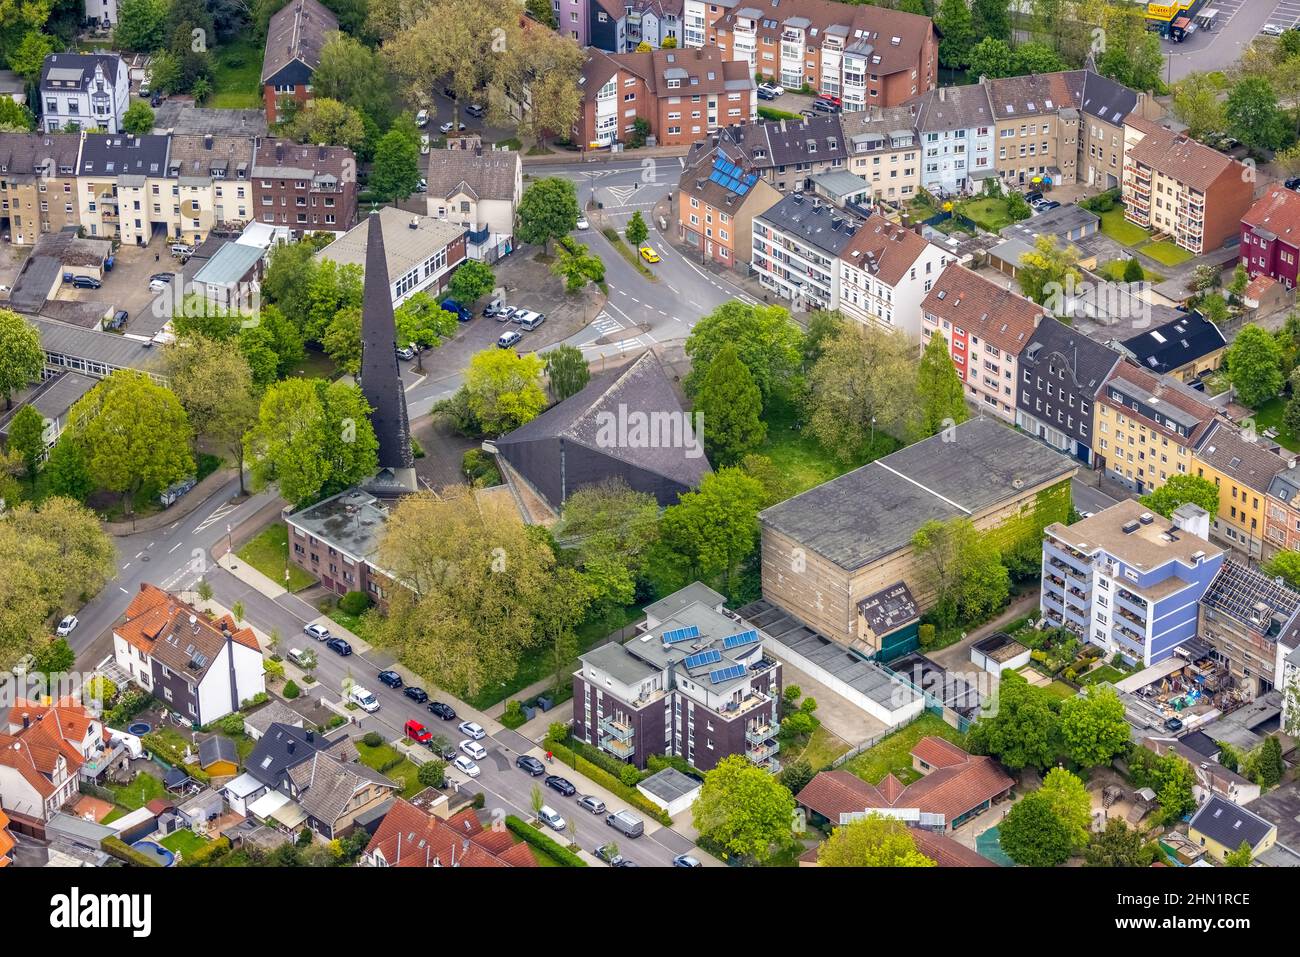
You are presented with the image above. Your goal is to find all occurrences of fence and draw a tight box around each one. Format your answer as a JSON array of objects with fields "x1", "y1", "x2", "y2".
[{"x1": 830, "y1": 712, "x2": 924, "y2": 769}]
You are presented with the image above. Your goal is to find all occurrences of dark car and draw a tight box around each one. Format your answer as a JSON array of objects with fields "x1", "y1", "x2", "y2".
[
  {"x1": 427, "y1": 701, "x2": 457, "y2": 721},
  {"x1": 404, "y1": 686, "x2": 429, "y2": 703},
  {"x1": 69, "y1": 275, "x2": 102, "y2": 289},
  {"x1": 516, "y1": 755, "x2": 546, "y2": 776},
  {"x1": 1038, "y1": 200, "x2": 1061, "y2": 212},
  {"x1": 326, "y1": 637, "x2": 352, "y2": 656},
  {"x1": 613, "y1": 859, "x2": 639, "y2": 867},
  {"x1": 545, "y1": 774, "x2": 577, "y2": 797},
  {"x1": 440, "y1": 297, "x2": 473, "y2": 322},
  {"x1": 1288, "y1": 177, "x2": 1300, "y2": 191},
  {"x1": 1024, "y1": 191, "x2": 1043, "y2": 204},
  {"x1": 465, "y1": 103, "x2": 486, "y2": 118},
  {"x1": 377, "y1": 670, "x2": 403, "y2": 689},
  {"x1": 150, "y1": 93, "x2": 162, "y2": 108},
  {"x1": 104, "y1": 309, "x2": 128, "y2": 331},
  {"x1": 1164, "y1": 716, "x2": 1184, "y2": 733}
]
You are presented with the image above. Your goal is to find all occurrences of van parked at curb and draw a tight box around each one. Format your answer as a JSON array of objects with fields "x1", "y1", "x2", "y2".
[{"x1": 348, "y1": 686, "x2": 380, "y2": 713}]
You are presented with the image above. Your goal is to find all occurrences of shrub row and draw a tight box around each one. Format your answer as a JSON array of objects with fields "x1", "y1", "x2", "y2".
[
  {"x1": 141, "y1": 732, "x2": 211, "y2": 784},
  {"x1": 180, "y1": 836, "x2": 232, "y2": 867},
  {"x1": 543, "y1": 735, "x2": 672, "y2": 827},
  {"x1": 101, "y1": 836, "x2": 163, "y2": 867},
  {"x1": 504, "y1": 815, "x2": 586, "y2": 866}
]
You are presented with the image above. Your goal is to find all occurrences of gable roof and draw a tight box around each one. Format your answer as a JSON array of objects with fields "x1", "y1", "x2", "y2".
[
  {"x1": 1099, "y1": 360, "x2": 1219, "y2": 448},
  {"x1": 1126, "y1": 122, "x2": 1244, "y2": 192},
  {"x1": 287, "y1": 748, "x2": 397, "y2": 825},
  {"x1": 839, "y1": 211, "x2": 938, "y2": 285},
  {"x1": 6, "y1": 702, "x2": 104, "y2": 772},
  {"x1": 1119, "y1": 310, "x2": 1226, "y2": 375},
  {"x1": 366, "y1": 800, "x2": 537, "y2": 867},
  {"x1": 581, "y1": 46, "x2": 753, "y2": 101},
  {"x1": 246, "y1": 722, "x2": 332, "y2": 787},
  {"x1": 912, "y1": 83, "x2": 993, "y2": 133},
  {"x1": 713, "y1": 114, "x2": 845, "y2": 170},
  {"x1": 422, "y1": 148, "x2": 519, "y2": 203},
  {"x1": 0, "y1": 732, "x2": 64, "y2": 797},
  {"x1": 1196, "y1": 420, "x2": 1289, "y2": 495},
  {"x1": 261, "y1": 0, "x2": 338, "y2": 84},
  {"x1": 921, "y1": 263, "x2": 1045, "y2": 354},
  {"x1": 1190, "y1": 794, "x2": 1274, "y2": 850},
  {"x1": 115, "y1": 583, "x2": 260, "y2": 685},
  {"x1": 198, "y1": 735, "x2": 239, "y2": 769},
  {"x1": 40, "y1": 52, "x2": 122, "y2": 89},
  {"x1": 1243, "y1": 186, "x2": 1300, "y2": 246},
  {"x1": 1019, "y1": 316, "x2": 1123, "y2": 399}
]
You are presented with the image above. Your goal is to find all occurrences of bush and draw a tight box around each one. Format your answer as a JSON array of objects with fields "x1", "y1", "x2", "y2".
[
  {"x1": 543, "y1": 734, "x2": 672, "y2": 826},
  {"x1": 646, "y1": 753, "x2": 698, "y2": 778},
  {"x1": 462, "y1": 449, "x2": 502, "y2": 488},
  {"x1": 264, "y1": 659, "x2": 285, "y2": 679},
  {"x1": 339, "y1": 591, "x2": 372, "y2": 616},
  {"x1": 473, "y1": 792, "x2": 486, "y2": 809},
  {"x1": 283, "y1": 680, "x2": 301, "y2": 699},
  {"x1": 418, "y1": 758, "x2": 446, "y2": 788},
  {"x1": 104, "y1": 687, "x2": 153, "y2": 727},
  {"x1": 363, "y1": 731, "x2": 383, "y2": 748},
  {"x1": 102, "y1": 836, "x2": 163, "y2": 867},
  {"x1": 216, "y1": 713, "x2": 245, "y2": 736},
  {"x1": 918, "y1": 623, "x2": 936, "y2": 649},
  {"x1": 84, "y1": 675, "x2": 118, "y2": 707},
  {"x1": 180, "y1": 836, "x2": 231, "y2": 866},
  {"x1": 297, "y1": 828, "x2": 313, "y2": 847},
  {"x1": 505, "y1": 815, "x2": 587, "y2": 866},
  {"x1": 502, "y1": 700, "x2": 527, "y2": 729}
]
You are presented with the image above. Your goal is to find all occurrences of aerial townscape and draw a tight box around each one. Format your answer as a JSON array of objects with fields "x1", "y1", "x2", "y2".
[{"x1": 2, "y1": 0, "x2": 1300, "y2": 909}]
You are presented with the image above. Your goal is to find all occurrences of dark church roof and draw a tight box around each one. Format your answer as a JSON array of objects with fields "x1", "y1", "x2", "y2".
[{"x1": 358, "y1": 211, "x2": 414, "y2": 486}]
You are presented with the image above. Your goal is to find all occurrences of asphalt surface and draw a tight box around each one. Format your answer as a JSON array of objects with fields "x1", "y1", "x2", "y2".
[
  {"x1": 1165, "y1": 0, "x2": 1272, "y2": 81},
  {"x1": 1072, "y1": 475, "x2": 1122, "y2": 517}
]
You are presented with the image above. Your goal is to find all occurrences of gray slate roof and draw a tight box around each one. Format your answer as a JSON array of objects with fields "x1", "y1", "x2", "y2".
[
  {"x1": 198, "y1": 735, "x2": 239, "y2": 769},
  {"x1": 422, "y1": 148, "x2": 519, "y2": 202},
  {"x1": 756, "y1": 193, "x2": 861, "y2": 256},
  {"x1": 1190, "y1": 794, "x2": 1274, "y2": 850},
  {"x1": 287, "y1": 747, "x2": 397, "y2": 826}
]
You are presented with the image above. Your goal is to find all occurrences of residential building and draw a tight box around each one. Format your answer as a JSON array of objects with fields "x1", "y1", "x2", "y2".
[
  {"x1": 693, "y1": 0, "x2": 937, "y2": 110},
  {"x1": 416, "y1": 147, "x2": 521, "y2": 263},
  {"x1": 2, "y1": 701, "x2": 124, "y2": 785},
  {"x1": 0, "y1": 810, "x2": 12, "y2": 866},
  {"x1": 1015, "y1": 315, "x2": 1123, "y2": 466},
  {"x1": 676, "y1": 137, "x2": 782, "y2": 270},
  {"x1": 836, "y1": 210, "x2": 949, "y2": 338},
  {"x1": 166, "y1": 133, "x2": 256, "y2": 241},
  {"x1": 556, "y1": 0, "x2": 592, "y2": 44},
  {"x1": 839, "y1": 106, "x2": 920, "y2": 203},
  {"x1": 1040, "y1": 499, "x2": 1223, "y2": 664},
  {"x1": 0, "y1": 70, "x2": 24, "y2": 105},
  {"x1": 112, "y1": 583, "x2": 266, "y2": 725},
  {"x1": 752, "y1": 192, "x2": 860, "y2": 309},
  {"x1": 1143, "y1": 737, "x2": 1260, "y2": 807},
  {"x1": 1116, "y1": 310, "x2": 1226, "y2": 384},
  {"x1": 760, "y1": 416, "x2": 1076, "y2": 649},
  {"x1": 584, "y1": 0, "x2": 683, "y2": 51},
  {"x1": 0, "y1": 133, "x2": 82, "y2": 244},
  {"x1": 1199, "y1": 560, "x2": 1300, "y2": 699},
  {"x1": 1075, "y1": 69, "x2": 1159, "y2": 190},
  {"x1": 911, "y1": 84, "x2": 996, "y2": 195},
  {"x1": 710, "y1": 116, "x2": 847, "y2": 193},
  {"x1": 1094, "y1": 360, "x2": 1221, "y2": 495},
  {"x1": 571, "y1": 582, "x2": 783, "y2": 772},
  {"x1": 0, "y1": 731, "x2": 77, "y2": 828},
  {"x1": 252, "y1": 139, "x2": 358, "y2": 237},
  {"x1": 1265, "y1": 467, "x2": 1300, "y2": 556},
  {"x1": 1240, "y1": 185, "x2": 1300, "y2": 290},
  {"x1": 0, "y1": 371, "x2": 97, "y2": 463},
  {"x1": 983, "y1": 72, "x2": 1078, "y2": 189},
  {"x1": 1193, "y1": 420, "x2": 1289, "y2": 559},
  {"x1": 261, "y1": 0, "x2": 337, "y2": 123},
  {"x1": 315, "y1": 206, "x2": 465, "y2": 307},
  {"x1": 573, "y1": 46, "x2": 755, "y2": 149},
  {"x1": 1188, "y1": 795, "x2": 1277, "y2": 863},
  {"x1": 919, "y1": 264, "x2": 1045, "y2": 422},
  {"x1": 85, "y1": 0, "x2": 119, "y2": 28},
  {"x1": 364, "y1": 800, "x2": 536, "y2": 867},
  {"x1": 796, "y1": 737, "x2": 1012, "y2": 832},
  {"x1": 76, "y1": 132, "x2": 171, "y2": 245},
  {"x1": 493, "y1": 350, "x2": 711, "y2": 517},
  {"x1": 39, "y1": 53, "x2": 130, "y2": 134},
  {"x1": 1123, "y1": 116, "x2": 1254, "y2": 256}
]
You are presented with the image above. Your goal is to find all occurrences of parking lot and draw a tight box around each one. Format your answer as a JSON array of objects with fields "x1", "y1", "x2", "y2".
[
  {"x1": 1266, "y1": 0, "x2": 1300, "y2": 28},
  {"x1": 43, "y1": 235, "x2": 180, "y2": 336}
]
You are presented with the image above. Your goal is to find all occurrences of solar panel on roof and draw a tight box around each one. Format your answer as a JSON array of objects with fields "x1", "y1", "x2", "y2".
[
  {"x1": 709, "y1": 664, "x2": 748, "y2": 684},
  {"x1": 663, "y1": 625, "x2": 701, "y2": 644},
  {"x1": 723, "y1": 630, "x2": 760, "y2": 649},
  {"x1": 684, "y1": 649, "x2": 723, "y2": 669}
]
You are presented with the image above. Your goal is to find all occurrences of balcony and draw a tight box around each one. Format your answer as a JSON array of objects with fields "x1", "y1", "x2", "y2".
[
  {"x1": 599, "y1": 715, "x2": 634, "y2": 742},
  {"x1": 1117, "y1": 623, "x2": 1144, "y2": 644},
  {"x1": 1116, "y1": 606, "x2": 1146, "y2": 628},
  {"x1": 1116, "y1": 586, "x2": 1147, "y2": 610},
  {"x1": 746, "y1": 740, "x2": 781, "y2": 765},
  {"x1": 601, "y1": 735, "x2": 635, "y2": 759},
  {"x1": 746, "y1": 721, "x2": 779, "y2": 745}
]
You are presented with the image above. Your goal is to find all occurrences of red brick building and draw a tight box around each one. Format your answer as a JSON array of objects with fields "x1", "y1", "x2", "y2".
[
  {"x1": 252, "y1": 139, "x2": 357, "y2": 237},
  {"x1": 260, "y1": 0, "x2": 337, "y2": 124},
  {"x1": 1241, "y1": 185, "x2": 1300, "y2": 291}
]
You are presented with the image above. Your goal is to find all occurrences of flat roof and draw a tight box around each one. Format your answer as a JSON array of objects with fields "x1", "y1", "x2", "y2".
[
  {"x1": 638, "y1": 766, "x2": 701, "y2": 803},
  {"x1": 285, "y1": 486, "x2": 391, "y2": 566},
  {"x1": 1045, "y1": 499, "x2": 1221, "y2": 572},
  {"x1": 29, "y1": 314, "x2": 162, "y2": 371},
  {"x1": 643, "y1": 582, "x2": 723, "y2": 621},
  {"x1": 194, "y1": 242, "x2": 264, "y2": 287}
]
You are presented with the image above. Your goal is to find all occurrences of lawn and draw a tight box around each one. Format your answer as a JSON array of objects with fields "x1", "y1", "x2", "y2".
[
  {"x1": 1250, "y1": 396, "x2": 1300, "y2": 452},
  {"x1": 353, "y1": 739, "x2": 425, "y2": 799},
  {"x1": 319, "y1": 597, "x2": 380, "y2": 644},
  {"x1": 1037, "y1": 678, "x2": 1080, "y2": 701},
  {"x1": 757, "y1": 397, "x2": 894, "y2": 496},
  {"x1": 1097, "y1": 259, "x2": 1164, "y2": 284},
  {"x1": 958, "y1": 197, "x2": 1014, "y2": 232},
  {"x1": 781, "y1": 724, "x2": 850, "y2": 771},
  {"x1": 106, "y1": 772, "x2": 167, "y2": 812},
  {"x1": 838, "y1": 713, "x2": 967, "y2": 786},
  {"x1": 1079, "y1": 664, "x2": 1127, "y2": 686},
  {"x1": 1140, "y1": 240, "x2": 1194, "y2": 267},
  {"x1": 238, "y1": 524, "x2": 317, "y2": 592},
  {"x1": 1098, "y1": 207, "x2": 1152, "y2": 247},
  {"x1": 210, "y1": 37, "x2": 264, "y2": 109},
  {"x1": 160, "y1": 829, "x2": 210, "y2": 858}
]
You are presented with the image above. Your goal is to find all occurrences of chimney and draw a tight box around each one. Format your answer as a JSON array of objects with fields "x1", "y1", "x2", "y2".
[
  {"x1": 21, "y1": 713, "x2": 30, "y2": 730},
  {"x1": 189, "y1": 614, "x2": 199, "y2": 634},
  {"x1": 305, "y1": 730, "x2": 314, "y2": 743},
  {"x1": 318, "y1": 144, "x2": 327, "y2": 160},
  {"x1": 288, "y1": 740, "x2": 296, "y2": 754},
  {"x1": 1171, "y1": 503, "x2": 1211, "y2": 542}
]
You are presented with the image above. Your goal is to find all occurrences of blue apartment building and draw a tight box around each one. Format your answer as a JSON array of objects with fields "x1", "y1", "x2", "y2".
[{"x1": 1040, "y1": 500, "x2": 1224, "y2": 666}]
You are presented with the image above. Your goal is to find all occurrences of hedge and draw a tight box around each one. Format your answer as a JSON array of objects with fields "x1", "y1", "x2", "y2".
[
  {"x1": 543, "y1": 735, "x2": 672, "y2": 826},
  {"x1": 102, "y1": 836, "x2": 163, "y2": 867},
  {"x1": 180, "y1": 836, "x2": 231, "y2": 867},
  {"x1": 505, "y1": 815, "x2": 587, "y2": 866}
]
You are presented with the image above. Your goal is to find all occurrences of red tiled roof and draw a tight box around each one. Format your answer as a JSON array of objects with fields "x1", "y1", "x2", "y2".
[
  {"x1": 921, "y1": 264, "x2": 1044, "y2": 355},
  {"x1": 0, "y1": 732, "x2": 62, "y2": 798},
  {"x1": 911, "y1": 828, "x2": 996, "y2": 867},
  {"x1": 910, "y1": 735, "x2": 970, "y2": 770},
  {"x1": 115, "y1": 584, "x2": 261, "y2": 683},
  {"x1": 1099, "y1": 360, "x2": 1218, "y2": 448},
  {"x1": 365, "y1": 799, "x2": 537, "y2": 868},
  {"x1": 1126, "y1": 124, "x2": 1244, "y2": 192},
  {"x1": 1242, "y1": 187, "x2": 1300, "y2": 244},
  {"x1": 839, "y1": 213, "x2": 936, "y2": 286}
]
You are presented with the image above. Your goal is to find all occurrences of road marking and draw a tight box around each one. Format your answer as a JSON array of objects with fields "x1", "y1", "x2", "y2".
[
  {"x1": 674, "y1": 316, "x2": 684, "y2": 322},
  {"x1": 679, "y1": 157, "x2": 686, "y2": 168},
  {"x1": 119, "y1": 587, "x2": 129, "y2": 594},
  {"x1": 618, "y1": 289, "x2": 627, "y2": 295},
  {"x1": 668, "y1": 285, "x2": 679, "y2": 294},
  {"x1": 121, "y1": 563, "x2": 130, "y2": 571},
  {"x1": 169, "y1": 542, "x2": 183, "y2": 554},
  {"x1": 147, "y1": 542, "x2": 155, "y2": 549},
  {"x1": 134, "y1": 551, "x2": 143, "y2": 559}
]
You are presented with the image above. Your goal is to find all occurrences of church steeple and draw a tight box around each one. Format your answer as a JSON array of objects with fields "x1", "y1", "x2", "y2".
[{"x1": 359, "y1": 209, "x2": 416, "y2": 494}]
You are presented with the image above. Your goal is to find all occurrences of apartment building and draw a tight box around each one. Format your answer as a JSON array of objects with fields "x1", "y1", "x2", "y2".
[
  {"x1": 1040, "y1": 500, "x2": 1223, "y2": 665},
  {"x1": 85, "y1": 0, "x2": 119, "y2": 28},
  {"x1": 1123, "y1": 116, "x2": 1254, "y2": 256},
  {"x1": 38, "y1": 53, "x2": 130, "y2": 134},
  {"x1": 710, "y1": 115, "x2": 846, "y2": 192},
  {"x1": 1264, "y1": 467, "x2": 1300, "y2": 557},
  {"x1": 687, "y1": 0, "x2": 937, "y2": 111},
  {"x1": 677, "y1": 138, "x2": 782, "y2": 270},
  {"x1": 165, "y1": 134, "x2": 256, "y2": 244},
  {"x1": 574, "y1": 46, "x2": 755, "y2": 149},
  {"x1": 1199, "y1": 560, "x2": 1300, "y2": 699},
  {"x1": 261, "y1": 0, "x2": 338, "y2": 123},
  {"x1": 1192, "y1": 420, "x2": 1290, "y2": 561},
  {"x1": 0, "y1": 134, "x2": 81, "y2": 245},
  {"x1": 76, "y1": 133, "x2": 171, "y2": 245},
  {"x1": 1015, "y1": 315, "x2": 1122, "y2": 467},
  {"x1": 252, "y1": 139, "x2": 357, "y2": 237},
  {"x1": 752, "y1": 192, "x2": 860, "y2": 309},
  {"x1": 837, "y1": 211, "x2": 949, "y2": 339},
  {"x1": 984, "y1": 72, "x2": 1078, "y2": 189},
  {"x1": 572, "y1": 583, "x2": 783, "y2": 773},
  {"x1": 919, "y1": 264, "x2": 1045, "y2": 422},
  {"x1": 839, "y1": 106, "x2": 919, "y2": 203},
  {"x1": 1240, "y1": 185, "x2": 1300, "y2": 290},
  {"x1": 417, "y1": 147, "x2": 521, "y2": 263},
  {"x1": 583, "y1": 0, "x2": 683, "y2": 50},
  {"x1": 911, "y1": 83, "x2": 995, "y2": 195}
]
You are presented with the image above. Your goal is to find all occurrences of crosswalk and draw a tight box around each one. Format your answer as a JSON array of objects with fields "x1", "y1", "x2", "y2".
[
  {"x1": 584, "y1": 310, "x2": 646, "y2": 353},
  {"x1": 194, "y1": 500, "x2": 240, "y2": 535}
]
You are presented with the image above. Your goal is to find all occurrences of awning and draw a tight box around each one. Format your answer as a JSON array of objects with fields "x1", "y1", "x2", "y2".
[
  {"x1": 222, "y1": 772, "x2": 264, "y2": 800},
  {"x1": 270, "y1": 801, "x2": 307, "y2": 830},
  {"x1": 247, "y1": 790, "x2": 291, "y2": 820}
]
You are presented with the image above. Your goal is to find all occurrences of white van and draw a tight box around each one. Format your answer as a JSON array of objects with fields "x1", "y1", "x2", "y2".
[
  {"x1": 170, "y1": 242, "x2": 194, "y2": 257},
  {"x1": 538, "y1": 805, "x2": 566, "y2": 832},
  {"x1": 348, "y1": 686, "x2": 380, "y2": 713},
  {"x1": 518, "y1": 311, "x2": 546, "y2": 332}
]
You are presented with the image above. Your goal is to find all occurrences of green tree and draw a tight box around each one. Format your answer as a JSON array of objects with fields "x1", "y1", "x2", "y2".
[
  {"x1": 1153, "y1": 751, "x2": 1196, "y2": 824},
  {"x1": 1000, "y1": 791, "x2": 1074, "y2": 866},
  {"x1": 739, "y1": 453, "x2": 794, "y2": 507},
  {"x1": 322, "y1": 307, "x2": 362, "y2": 376},
  {"x1": 312, "y1": 32, "x2": 393, "y2": 129},
  {"x1": 1139, "y1": 473, "x2": 1221, "y2": 521},
  {"x1": 626, "y1": 210, "x2": 648, "y2": 246},
  {"x1": 1038, "y1": 767, "x2": 1093, "y2": 850},
  {"x1": 1096, "y1": 5, "x2": 1163, "y2": 92},
  {"x1": 694, "y1": 343, "x2": 766, "y2": 466},
  {"x1": 1223, "y1": 840, "x2": 1254, "y2": 867},
  {"x1": 6, "y1": 30, "x2": 53, "y2": 83},
  {"x1": 417, "y1": 758, "x2": 446, "y2": 788},
  {"x1": 551, "y1": 238, "x2": 605, "y2": 292},
  {"x1": 536, "y1": 566, "x2": 595, "y2": 692},
  {"x1": 0, "y1": 97, "x2": 34, "y2": 132},
  {"x1": 447, "y1": 261, "x2": 496, "y2": 306},
  {"x1": 369, "y1": 126, "x2": 421, "y2": 200},
  {"x1": 556, "y1": 478, "x2": 660, "y2": 607},
  {"x1": 44, "y1": 437, "x2": 93, "y2": 501},
  {"x1": 971, "y1": 0, "x2": 1011, "y2": 42},
  {"x1": 1059, "y1": 685, "x2": 1130, "y2": 769},
  {"x1": 1123, "y1": 257, "x2": 1145, "y2": 283},
  {"x1": 1254, "y1": 735, "x2": 1284, "y2": 788},
  {"x1": 967, "y1": 671, "x2": 1060, "y2": 771},
  {"x1": 684, "y1": 301, "x2": 804, "y2": 409},
  {"x1": 1013, "y1": 42, "x2": 1066, "y2": 76},
  {"x1": 911, "y1": 517, "x2": 1010, "y2": 630},
  {"x1": 544, "y1": 344, "x2": 590, "y2": 402},
  {"x1": 818, "y1": 814, "x2": 936, "y2": 867},
  {"x1": 965, "y1": 38, "x2": 1016, "y2": 79},
  {"x1": 916, "y1": 330, "x2": 969, "y2": 438},
  {"x1": 1085, "y1": 817, "x2": 1157, "y2": 867},
  {"x1": 463, "y1": 349, "x2": 548, "y2": 434},
  {"x1": 1171, "y1": 72, "x2": 1228, "y2": 140},
  {"x1": 1226, "y1": 76, "x2": 1290, "y2": 152},
  {"x1": 525, "y1": 0, "x2": 557, "y2": 27},
  {"x1": 32, "y1": 637, "x2": 75, "y2": 677},
  {"x1": 0, "y1": 309, "x2": 44, "y2": 410},
  {"x1": 67, "y1": 371, "x2": 193, "y2": 515},
  {"x1": 802, "y1": 309, "x2": 845, "y2": 368},
  {"x1": 692, "y1": 755, "x2": 795, "y2": 862},
  {"x1": 516, "y1": 177, "x2": 579, "y2": 253},
  {"x1": 1017, "y1": 234, "x2": 1082, "y2": 308},
  {"x1": 393, "y1": 292, "x2": 458, "y2": 374},
  {"x1": 285, "y1": 98, "x2": 368, "y2": 153},
  {"x1": 7, "y1": 404, "x2": 45, "y2": 480},
  {"x1": 777, "y1": 759, "x2": 814, "y2": 796},
  {"x1": 657, "y1": 467, "x2": 764, "y2": 595},
  {"x1": 935, "y1": 0, "x2": 975, "y2": 67},
  {"x1": 1225, "y1": 323, "x2": 1284, "y2": 407},
  {"x1": 122, "y1": 100, "x2": 155, "y2": 134},
  {"x1": 1264, "y1": 550, "x2": 1300, "y2": 590}
]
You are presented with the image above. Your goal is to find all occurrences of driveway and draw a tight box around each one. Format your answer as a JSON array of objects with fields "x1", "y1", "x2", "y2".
[{"x1": 773, "y1": 659, "x2": 889, "y2": 744}]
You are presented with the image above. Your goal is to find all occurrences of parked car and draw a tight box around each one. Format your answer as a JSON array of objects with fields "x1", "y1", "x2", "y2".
[
  {"x1": 576, "y1": 214, "x2": 590, "y2": 229},
  {"x1": 1287, "y1": 177, "x2": 1300, "y2": 191},
  {"x1": 150, "y1": 93, "x2": 162, "y2": 108},
  {"x1": 673, "y1": 854, "x2": 702, "y2": 868},
  {"x1": 453, "y1": 754, "x2": 480, "y2": 777},
  {"x1": 427, "y1": 701, "x2": 457, "y2": 720},
  {"x1": 756, "y1": 82, "x2": 783, "y2": 99},
  {"x1": 595, "y1": 843, "x2": 624, "y2": 864},
  {"x1": 404, "y1": 720, "x2": 433, "y2": 744},
  {"x1": 326, "y1": 637, "x2": 353, "y2": 656},
  {"x1": 149, "y1": 277, "x2": 171, "y2": 293},
  {"x1": 440, "y1": 297, "x2": 472, "y2": 322},
  {"x1": 439, "y1": 120, "x2": 467, "y2": 133},
  {"x1": 415, "y1": 109, "x2": 430, "y2": 127},
  {"x1": 516, "y1": 755, "x2": 546, "y2": 776},
  {"x1": 483, "y1": 300, "x2": 508, "y2": 319},
  {"x1": 347, "y1": 686, "x2": 378, "y2": 712},
  {"x1": 812, "y1": 97, "x2": 840, "y2": 113},
  {"x1": 1263, "y1": 22, "x2": 1286, "y2": 36},
  {"x1": 170, "y1": 243, "x2": 195, "y2": 257},
  {"x1": 104, "y1": 309, "x2": 128, "y2": 331},
  {"x1": 69, "y1": 275, "x2": 101, "y2": 289},
  {"x1": 459, "y1": 739, "x2": 487, "y2": 760},
  {"x1": 377, "y1": 670, "x2": 403, "y2": 689},
  {"x1": 304, "y1": 623, "x2": 331, "y2": 641},
  {"x1": 417, "y1": 177, "x2": 427, "y2": 193},
  {"x1": 1164, "y1": 716, "x2": 1184, "y2": 733},
  {"x1": 404, "y1": 686, "x2": 429, "y2": 704},
  {"x1": 614, "y1": 858, "x2": 639, "y2": 867},
  {"x1": 497, "y1": 329, "x2": 522, "y2": 349},
  {"x1": 1023, "y1": 191, "x2": 1043, "y2": 205},
  {"x1": 465, "y1": 103, "x2": 486, "y2": 118},
  {"x1": 396, "y1": 345, "x2": 416, "y2": 361},
  {"x1": 55, "y1": 615, "x2": 78, "y2": 637},
  {"x1": 577, "y1": 795, "x2": 606, "y2": 815},
  {"x1": 639, "y1": 245, "x2": 660, "y2": 263},
  {"x1": 458, "y1": 720, "x2": 486, "y2": 740},
  {"x1": 538, "y1": 805, "x2": 566, "y2": 831},
  {"x1": 545, "y1": 774, "x2": 576, "y2": 797},
  {"x1": 606, "y1": 810, "x2": 644, "y2": 838},
  {"x1": 1038, "y1": 200, "x2": 1061, "y2": 212},
  {"x1": 517, "y1": 310, "x2": 546, "y2": 331}
]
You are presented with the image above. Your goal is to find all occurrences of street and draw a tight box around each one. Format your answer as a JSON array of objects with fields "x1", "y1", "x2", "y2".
[
  {"x1": 1072, "y1": 475, "x2": 1122, "y2": 517},
  {"x1": 1165, "y1": 0, "x2": 1271, "y2": 81}
]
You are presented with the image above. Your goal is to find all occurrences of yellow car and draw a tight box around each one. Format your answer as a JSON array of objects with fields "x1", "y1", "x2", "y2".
[{"x1": 639, "y1": 245, "x2": 661, "y2": 263}]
